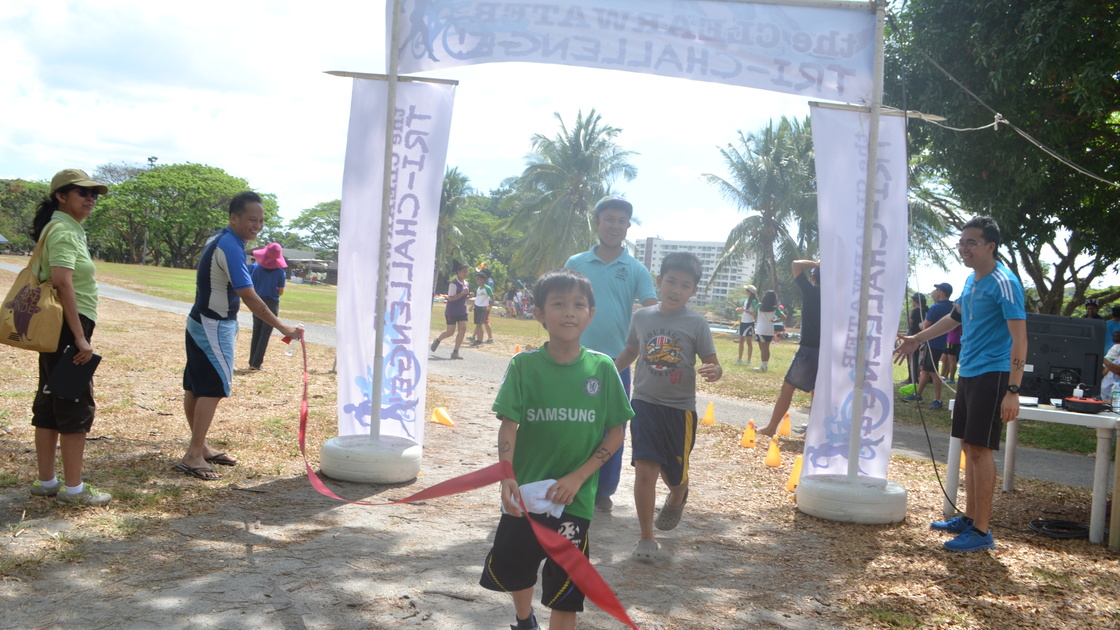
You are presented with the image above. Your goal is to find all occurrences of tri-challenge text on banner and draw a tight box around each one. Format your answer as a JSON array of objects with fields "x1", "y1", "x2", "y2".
[
  {"x1": 804, "y1": 103, "x2": 907, "y2": 479},
  {"x1": 337, "y1": 78, "x2": 457, "y2": 441},
  {"x1": 391, "y1": 0, "x2": 876, "y2": 105}
]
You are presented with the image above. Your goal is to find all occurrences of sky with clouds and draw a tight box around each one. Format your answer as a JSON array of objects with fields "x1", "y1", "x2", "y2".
[
  {"x1": 0, "y1": 0, "x2": 822, "y2": 244},
  {"x1": 11, "y1": 0, "x2": 1104, "y2": 293}
]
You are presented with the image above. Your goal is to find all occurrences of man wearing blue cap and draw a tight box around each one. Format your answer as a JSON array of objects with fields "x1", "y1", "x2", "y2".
[{"x1": 565, "y1": 196, "x2": 658, "y2": 512}]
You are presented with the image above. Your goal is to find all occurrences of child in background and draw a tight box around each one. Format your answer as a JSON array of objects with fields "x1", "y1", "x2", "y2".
[
  {"x1": 430, "y1": 263, "x2": 471, "y2": 359},
  {"x1": 736, "y1": 285, "x2": 759, "y2": 365},
  {"x1": 480, "y1": 268, "x2": 632, "y2": 630},
  {"x1": 614, "y1": 252, "x2": 722, "y2": 563},
  {"x1": 471, "y1": 272, "x2": 494, "y2": 345},
  {"x1": 753, "y1": 291, "x2": 784, "y2": 372}
]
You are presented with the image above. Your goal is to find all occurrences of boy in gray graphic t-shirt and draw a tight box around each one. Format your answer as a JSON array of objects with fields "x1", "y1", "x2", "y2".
[{"x1": 615, "y1": 252, "x2": 721, "y2": 563}]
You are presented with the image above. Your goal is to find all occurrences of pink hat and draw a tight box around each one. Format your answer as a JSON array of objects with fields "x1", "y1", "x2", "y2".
[{"x1": 252, "y1": 243, "x2": 287, "y2": 269}]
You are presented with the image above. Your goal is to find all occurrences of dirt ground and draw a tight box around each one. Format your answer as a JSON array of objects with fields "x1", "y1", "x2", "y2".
[
  {"x1": 1, "y1": 371, "x2": 845, "y2": 630},
  {"x1": 2, "y1": 296, "x2": 1119, "y2": 629}
]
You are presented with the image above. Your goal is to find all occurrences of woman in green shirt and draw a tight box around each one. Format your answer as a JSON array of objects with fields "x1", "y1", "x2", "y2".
[{"x1": 27, "y1": 169, "x2": 112, "y2": 507}]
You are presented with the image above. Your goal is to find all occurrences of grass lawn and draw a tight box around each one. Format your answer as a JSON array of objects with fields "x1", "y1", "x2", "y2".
[
  {"x1": 1, "y1": 256, "x2": 339, "y2": 326},
  {"x1": 3, "y1": 254, "x2": 1097, "y2": 454}
]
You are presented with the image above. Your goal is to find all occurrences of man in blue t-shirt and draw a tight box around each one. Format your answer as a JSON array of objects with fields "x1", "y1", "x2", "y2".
[
  {"x1": 177, "y1": 192, "x2": 302, "y2": 482},
  {"x1": 895, "y1": 217, "x2": 1026, "y2": 553},
  {"x1": 901, "y1": 282, "x2": 954, "y2": 410},
  {"x1": 565, "y1": 196, "x2": 658, "y2": 512}
]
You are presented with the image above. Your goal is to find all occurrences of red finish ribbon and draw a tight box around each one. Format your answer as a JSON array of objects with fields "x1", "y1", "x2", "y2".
[{"x1": 292, "y1": 336, "x2": 638, "y2": 629}]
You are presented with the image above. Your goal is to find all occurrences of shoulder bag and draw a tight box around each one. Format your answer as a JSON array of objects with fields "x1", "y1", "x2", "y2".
[{"x1": 1, "y1": 225, "x2": 64, "y2": 352}]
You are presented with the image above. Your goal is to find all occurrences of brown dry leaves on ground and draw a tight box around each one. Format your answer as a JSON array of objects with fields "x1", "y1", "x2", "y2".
[{"x1": 0, "y1": 295, "x2": 1119, "y2": 629}]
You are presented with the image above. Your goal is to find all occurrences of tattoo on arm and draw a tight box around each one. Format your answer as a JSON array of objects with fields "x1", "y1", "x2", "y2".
[
  {"x1": 499, "y1": 440, "x2": 511, "y2": 456},
  {"x1": 594, "y1": 447, "x2": 612, "y2": 463}
]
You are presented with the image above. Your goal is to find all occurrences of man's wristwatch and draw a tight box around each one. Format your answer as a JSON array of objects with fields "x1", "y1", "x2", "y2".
[{"x1": 1006, "y1": 385, "x2": 1020, "y2": 394}]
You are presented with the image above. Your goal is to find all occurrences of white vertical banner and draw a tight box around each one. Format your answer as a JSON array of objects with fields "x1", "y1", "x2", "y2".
[
  {"x1": 337, "y1": 78, "x2": 456, "y2": 442},
  {"x1": 804, "y1": 103, "x2": 907, "y2": 479},
  {"x1": 391, "y1": 0, "x2": 876, "y2": 104}
]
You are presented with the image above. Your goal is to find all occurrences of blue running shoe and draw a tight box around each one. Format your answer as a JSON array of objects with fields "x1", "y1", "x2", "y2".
[
  {"x1": 930, "y1": 515, "x2": 973, "y2": 533},
  {"x1": 943, "y1": 528, "x2": 995, "y2": 552},
  {"x1": 901, "y1": 393, "x2": 922, "y2": 402},
  {"x1": 929, "y1": 399, "x2": 943, "y2": 410}
]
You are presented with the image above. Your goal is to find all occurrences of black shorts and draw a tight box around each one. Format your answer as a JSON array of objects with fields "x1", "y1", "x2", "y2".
[
  {"x1": 755, "y1": 334, "x2": 774, "y2": 344},
  {"x1": 445, "y1": 312, "x2": 468, "y2": 326},
  {"x1": 738, "y1": 322, "x2": 755, "y2": 337},
  {"x1": 784, "y1": 346, "x2": 819, "y2": 392},
  {"x1": 479, "y1": 512, "x2": 591, "y2": 612},
  {"x1": 31, "y1": 315, "x2": 96, "y2": 434},
  {"x1": 951, "y1": 371, "x2": 1009, "y2": 450},
  {"x1": 629, "y1": 399, "x2": 696, "y2": 487},
  {"x1": 473, "y1": 308, "x2": 488, "y2": 325},
  {"x1": 919, "y1": 346, "x2": 944, "y2": 372},
  {"x1": 943, "y1": 343, "x2": 960, "y2": 357}
]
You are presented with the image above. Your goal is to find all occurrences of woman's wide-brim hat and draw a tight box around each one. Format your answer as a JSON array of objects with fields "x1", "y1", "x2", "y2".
[
  {"x1": 51, "y1": 169, "x2": 109, "y2": 195},
  {"x1": 252, "y1": 242, "x2": 287, "y2": 269}
]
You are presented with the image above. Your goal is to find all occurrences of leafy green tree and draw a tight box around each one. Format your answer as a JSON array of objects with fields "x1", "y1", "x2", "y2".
[
  {"x1": 93, "y1": 162, "x2": 147, "y2": 185},
  {"x1": 0, "y1": 179, "x2": 49, "y2": 252},
  {"x1": 887, "y1": 0, "x2": 1120, "y2": 314},
  {"x1": 256, "y1": 227, "x2": 310, "y2": 252},
  {"x1": 503, "y1": 109, "x2": 638, "y2": 276},
  {"x1": 468, "y1": 186, "x2": 529, "y2": 282},
  {"x1": 434, "y1": 167, "x2": 472, "y2": 289},
  {"x1": 704, "y1": 116, "x2": 814, "y2": 297},
  {"x1": 288, "y1": 200, "x2": 340, "y2": 259},
  {"x1": 87, "y1": 164, "x2": 271, "y2": 268}
]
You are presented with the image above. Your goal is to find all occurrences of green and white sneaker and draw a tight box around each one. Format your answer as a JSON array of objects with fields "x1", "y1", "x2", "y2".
[
  {"x1": 30, "y1": 478, "x2": 61, "y2": 497},
  {"x1": 55, "y1": 484, "x2": 112, "y2": 507}
]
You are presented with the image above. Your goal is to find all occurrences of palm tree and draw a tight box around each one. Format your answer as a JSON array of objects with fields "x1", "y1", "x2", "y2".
[
  {"x1": 434, "y1": 166, "x2": 472, "y2": 291},
  {"x1": 502, "y1": 109, "x2": 637, "y2": 276},
  {"x1": 704, "y1": 116, "x2": 815, "y2": 296}
]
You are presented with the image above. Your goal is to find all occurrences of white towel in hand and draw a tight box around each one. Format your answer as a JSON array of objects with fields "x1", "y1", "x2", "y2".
[{"x1": 516, "y1": 479, "x2": 565, "y2": 518}]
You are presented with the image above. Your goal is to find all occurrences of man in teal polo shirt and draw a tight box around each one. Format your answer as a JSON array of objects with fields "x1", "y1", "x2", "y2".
[{"x1": 565, "y1": 195, "x2": 658, "y2": 512}]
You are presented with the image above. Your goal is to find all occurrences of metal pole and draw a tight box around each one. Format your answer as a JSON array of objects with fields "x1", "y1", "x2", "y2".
[
  {"x1": 847, "y1": 1, "x2": 886, "y2": 477},
  {"x1": 370, "y1": 0, "x2": 405, "y2": 441}
]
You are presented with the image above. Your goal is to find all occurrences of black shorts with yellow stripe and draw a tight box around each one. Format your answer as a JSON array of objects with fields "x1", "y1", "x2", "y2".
[
  {"x1": 629, "y1": 398, "x2": 697, "y2": 487},
  {"x1": 479, "y1": 512, "x2": 591, "y2": 612}
]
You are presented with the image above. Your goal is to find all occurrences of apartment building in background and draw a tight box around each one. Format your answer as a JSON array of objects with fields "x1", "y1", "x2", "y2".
[{"x1": 633, "y1": 237, "x2": 757, "y2": 310}]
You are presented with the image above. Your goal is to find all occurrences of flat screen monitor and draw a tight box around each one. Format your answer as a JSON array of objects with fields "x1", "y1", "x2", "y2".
[{"x1": 1021, "y1": 313, "x2": 1106, "y2": 403}]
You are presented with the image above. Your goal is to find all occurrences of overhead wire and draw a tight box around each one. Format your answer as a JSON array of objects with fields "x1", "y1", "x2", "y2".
[{"x1": 885, "y1": 12, "x2": 1119, "y2": 190}]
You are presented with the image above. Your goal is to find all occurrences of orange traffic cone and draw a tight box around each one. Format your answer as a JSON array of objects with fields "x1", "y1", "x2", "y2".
[
  {"x1": 959, "y1": 450, "x2": 966, "y2": 471},
  {"x1": 740, "y1": 421, "x2": 757, "y2": 448},
  {"x1": 765, "y1": 437, "x2": 782, "y2": 467},
  {"x1": 786, "y1": 455, "x2": 804, "y2": 492},
  {"x1": 777, "y1": 412, "x2": 792, "y2": 437},
  {"x1": 431, "y1": 407, "x2": 454, "y2": 426},
  {"x1": 701, "y1": 402, "x2": 715, "y2": 426},
  {"x1": 514, "y1": 345, "x2": 521, "y2": 355}
]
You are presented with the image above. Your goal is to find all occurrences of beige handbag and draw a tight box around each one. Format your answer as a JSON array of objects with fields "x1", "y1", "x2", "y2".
[{"x1": 1, "y1": 226, "x2": 64, "y2": 352}]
